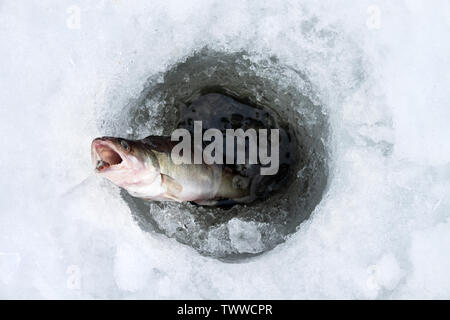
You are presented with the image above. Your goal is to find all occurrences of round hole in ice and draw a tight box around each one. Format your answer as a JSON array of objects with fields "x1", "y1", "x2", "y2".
[{"x1": 99, "y1": 49, "x2": 329, "y2": 260}]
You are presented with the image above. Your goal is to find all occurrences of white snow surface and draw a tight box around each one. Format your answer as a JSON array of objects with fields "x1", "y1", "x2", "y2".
[{"x1": 0, "y1": 0, "x2": 449, "y2": 299}]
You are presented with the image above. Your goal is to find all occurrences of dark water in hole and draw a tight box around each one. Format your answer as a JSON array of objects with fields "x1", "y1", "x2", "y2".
[
  {"x1": 100, "y1": 48, "x2": 329, "y2": 260},
  {"x1": 177, "y1": 92, "x2": 297, "y2": 205}
]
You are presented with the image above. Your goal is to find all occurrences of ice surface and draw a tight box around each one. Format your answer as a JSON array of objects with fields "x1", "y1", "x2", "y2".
[{"x1": 1, "y1": 0, "x2": 450, "y2": 299}]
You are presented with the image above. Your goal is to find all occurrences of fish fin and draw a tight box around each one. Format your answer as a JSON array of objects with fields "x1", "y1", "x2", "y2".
[
  {"x1": 193, "y1": 199, "x2": 218, "y2": 206},
  {"x1": 193, "y1": 198, "x2": 240, "y2": 208},
  {"x1": 161, "y1": 174, "x2": 183, "y2": 201},
  {"x1": 230, "y1": 179, "x2": 259, "y2": 204},
  {"x1": 142, "y1": 136, "x2": 175, "y2": 153},
  {"x1": 232, "y1": 195, "x2": 256, "y2": 203}
]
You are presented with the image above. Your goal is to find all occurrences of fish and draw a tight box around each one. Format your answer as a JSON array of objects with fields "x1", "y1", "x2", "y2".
[{"x1": 91, "y1": 136, "x2": 254, "y2": 206}]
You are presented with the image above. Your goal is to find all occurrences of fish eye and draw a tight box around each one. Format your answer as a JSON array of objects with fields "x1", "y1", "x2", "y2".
[{"x1": 120, "y1": 140, "x2": 129, "y2": 150}]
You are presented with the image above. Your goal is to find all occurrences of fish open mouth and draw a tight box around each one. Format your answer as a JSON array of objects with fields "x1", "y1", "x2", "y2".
[{"x1": 93, "y1": 141, "x2": 123, "y2": 171}]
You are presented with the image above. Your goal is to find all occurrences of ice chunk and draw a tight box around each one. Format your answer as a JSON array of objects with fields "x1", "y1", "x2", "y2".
[
  {"x1": 228, "y1": 219, "x2": 265, "y2": 254},
  {"x1": 366, "y1": 253, "x2": 404, "y2": 294}
]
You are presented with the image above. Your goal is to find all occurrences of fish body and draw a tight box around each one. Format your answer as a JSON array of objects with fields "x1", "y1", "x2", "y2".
[{"x1": 91, "y1": 136, "x2": 251, "y2": 205}]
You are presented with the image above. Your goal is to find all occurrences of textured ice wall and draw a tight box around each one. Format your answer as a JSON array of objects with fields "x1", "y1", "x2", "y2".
[{"x1": 0, "y1": 0, "x2": 449, "y2": 298}]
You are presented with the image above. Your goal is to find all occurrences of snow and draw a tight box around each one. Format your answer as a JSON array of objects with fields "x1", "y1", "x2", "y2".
[{"x1": 0, "y1": 0, "x2": 449, "y2": 299}]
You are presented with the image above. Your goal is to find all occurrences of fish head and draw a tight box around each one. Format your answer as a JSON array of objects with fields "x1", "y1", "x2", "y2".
[{"x1": 91, "y1": 137, "x2": 160, "y2": 188}]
